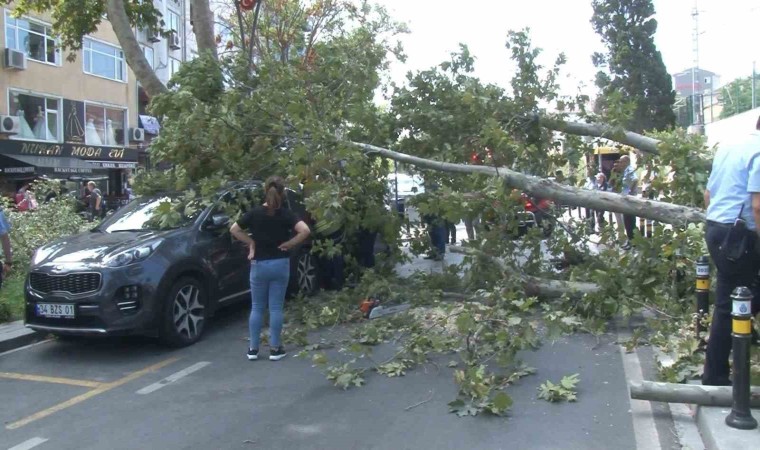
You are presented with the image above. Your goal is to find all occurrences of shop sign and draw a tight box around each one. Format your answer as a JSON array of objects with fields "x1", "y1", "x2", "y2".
[{"x1": 0, "y1": 139, "x2": 138, "y2": 162}]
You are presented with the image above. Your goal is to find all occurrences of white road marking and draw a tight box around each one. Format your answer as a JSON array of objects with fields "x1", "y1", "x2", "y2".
[
  {"x1": 618, "y1": 329, "x2": 662, "y2": 450},
  {"x1": 136, "y1": 361, "x2": 210, "y2": 395},
  {"x1": 8, "y1": 437, "x2": 49, "y2": 450},
  {"x1": 0, "y1": 339, "x2": 53, "y2": 358}
]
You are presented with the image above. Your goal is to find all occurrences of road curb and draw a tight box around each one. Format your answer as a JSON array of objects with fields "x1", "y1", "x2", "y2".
[
  {"x1": 695, "y1": 404, "x2": 760, "y2": 450},
  {"x1": 0, "y1": 320, "x2": 45, "y2": 354}
]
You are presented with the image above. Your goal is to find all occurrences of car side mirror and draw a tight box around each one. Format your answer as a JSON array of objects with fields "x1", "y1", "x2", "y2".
[{"x1": 207, "y1": 213, "x2": 230, "y2": 230}]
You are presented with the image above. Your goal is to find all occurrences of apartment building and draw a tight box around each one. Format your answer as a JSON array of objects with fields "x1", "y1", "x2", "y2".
[{"x1": 0, "y1": 0, "x2": 197, "y2": 198}]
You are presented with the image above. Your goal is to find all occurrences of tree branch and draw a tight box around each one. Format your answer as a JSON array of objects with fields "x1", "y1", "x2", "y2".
[
  {"x1": 106, "y1": 0, "x2": 167, "y2": 97},
  {"x1": 448, "y1": 245, "x2": 600, "y2": 299},
  {"x1": 538, "y1": 115, "x2": 662, "y2": 155},
  {"x1": 352, "y1": 142, "x2": 705, "y2": 225}
]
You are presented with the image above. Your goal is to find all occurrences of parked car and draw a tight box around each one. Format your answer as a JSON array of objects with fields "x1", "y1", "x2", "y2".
[{"x1": 24, "y1": 181, "x2": 325, "y2": 347}]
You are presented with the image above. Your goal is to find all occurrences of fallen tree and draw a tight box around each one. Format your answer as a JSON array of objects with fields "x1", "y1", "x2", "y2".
[
  {"x1": 630, "y1": 380, "x2": 760, "y2": 407},
  {"x1": 353, "y1": 142, "x2": 706, "y2": 225},
  {"x1": 449, "y1": 245, "x2": 601, "y2": 299},
  {"x1": 537, "y1": 115, "x2": 661, "y2": 155}
]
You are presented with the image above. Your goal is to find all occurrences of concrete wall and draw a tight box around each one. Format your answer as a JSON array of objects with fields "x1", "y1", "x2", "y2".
[
  {"x1": 0, "y1": 5, "x2": 138, "y2": 129},
  {"x1": 704, "y1": 107, "x2": 760, "y2": 149}
]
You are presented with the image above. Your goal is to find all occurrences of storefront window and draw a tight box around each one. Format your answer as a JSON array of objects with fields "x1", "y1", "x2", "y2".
[
  {"x1": 84, "y1": 104, "x2": 126, "y2": 147},
  {"x1": 9, "y1": 91, "x2": 60, "y2": 142},
  {"x1": 83, "y1": 38, "x2": 126, "y2": 82},
  {"x1": 4, "y1": 11, "x2": 60, "y2": 65}
]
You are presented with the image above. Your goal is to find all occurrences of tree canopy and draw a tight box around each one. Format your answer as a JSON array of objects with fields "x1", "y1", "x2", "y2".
[{"x1": 591, "y1": 0, "x2": 676, "y2": 132}]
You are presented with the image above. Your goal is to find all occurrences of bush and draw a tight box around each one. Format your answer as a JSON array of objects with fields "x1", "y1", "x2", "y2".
[
  {"x1": 1, "y1": 180, "x2": 86, "y2": 322},
  {"x1": 1, "y1": 181, "x2": 86, "y2": 269}
]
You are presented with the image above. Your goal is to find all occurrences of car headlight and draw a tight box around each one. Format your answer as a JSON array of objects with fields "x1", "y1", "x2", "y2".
[{"x1": 103, "y1": 240, "x2": 163, "y2": 268}]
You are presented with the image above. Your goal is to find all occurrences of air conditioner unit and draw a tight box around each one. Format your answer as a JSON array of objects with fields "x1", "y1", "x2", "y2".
[
  {"x1": 4, "y1": 48, "x2": 27, "y2": 70},
  {"x1": 147, "y1": 28, "x2": 161, "y2": 43},
  {"x1": 0, "y1": 115, "x2": 20, "y2": 135},
  {"x1": 130, "y1": 127, "x2": 145, "y2": 142},
  {"x1": 169, "y1": 31, "x2": 181, "y2": 50}
]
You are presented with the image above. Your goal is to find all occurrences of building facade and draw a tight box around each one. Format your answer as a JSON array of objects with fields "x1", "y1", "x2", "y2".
[{"x1": 0, "y1": 1, "x2": 197, "y2": 202}]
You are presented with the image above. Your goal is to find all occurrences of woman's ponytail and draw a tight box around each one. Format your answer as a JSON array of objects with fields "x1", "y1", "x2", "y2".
[{"x1": 264, "y1": 176, "x2": 285, "y2": 215}]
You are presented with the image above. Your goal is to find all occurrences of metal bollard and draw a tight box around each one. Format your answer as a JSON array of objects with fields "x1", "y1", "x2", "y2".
[
  {"x1": 725, "y1": 286, "x2": 758, "y2": 430},
  {"x1": 695, "y1": 256, "x2": 710, "y2": 346}
]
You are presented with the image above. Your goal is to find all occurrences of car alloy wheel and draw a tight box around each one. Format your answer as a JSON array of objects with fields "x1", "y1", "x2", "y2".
[
  {"x1": 297, "y1": 252, "x2": 318, "y2": 294},
  {"x1": 172, "y1": 284, "x2": 205, "y2": 341}
]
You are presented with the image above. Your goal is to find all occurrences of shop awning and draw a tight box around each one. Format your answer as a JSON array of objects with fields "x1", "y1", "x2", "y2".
[
  {"x1": 139, "y1": 115, "x2": 160, "y2": 135},
  {"x1": 0, "y1": 153, "x2": 36, "y2": 175},
  {"x1": 85, "y1": 160, "x2": 138, "y2": 169},
  {"x1": 2, "y1": 154, "x2": 94, "y2": 174}
]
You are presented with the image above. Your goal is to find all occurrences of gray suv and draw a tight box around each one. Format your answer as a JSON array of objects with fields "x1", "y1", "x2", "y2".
[{"x1": 24, "y1": 183, "x2": 320, "y2": 346}]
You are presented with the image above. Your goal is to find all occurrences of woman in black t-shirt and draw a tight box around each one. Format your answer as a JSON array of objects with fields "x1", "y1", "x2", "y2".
[{"x1": 230, "y1": 176, "x2": 311, "y2": 361}]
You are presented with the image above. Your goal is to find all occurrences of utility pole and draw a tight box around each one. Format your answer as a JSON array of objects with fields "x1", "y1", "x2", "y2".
[{"x1": 691, "y1": 0, "x2": 701, "y2": 125}]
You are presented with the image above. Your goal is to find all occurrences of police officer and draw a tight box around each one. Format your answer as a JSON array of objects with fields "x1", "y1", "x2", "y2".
[{"x1": 702, "y1": 116, "x2": 760, "y2": 385}]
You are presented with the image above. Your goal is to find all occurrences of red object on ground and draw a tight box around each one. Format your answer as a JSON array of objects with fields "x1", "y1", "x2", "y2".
[{"x1": 240, "y1": 0, "x2": 256, "y2": 11}]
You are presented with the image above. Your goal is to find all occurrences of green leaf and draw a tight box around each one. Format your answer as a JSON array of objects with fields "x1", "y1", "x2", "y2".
[{"x1": 491, "y1": 391, "x2": 513, "y2": 411}]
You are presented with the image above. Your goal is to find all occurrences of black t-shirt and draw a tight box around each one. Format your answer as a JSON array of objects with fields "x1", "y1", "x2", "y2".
[{"x1": 236, "y1": 206, "x2": 299, "y2": 261}]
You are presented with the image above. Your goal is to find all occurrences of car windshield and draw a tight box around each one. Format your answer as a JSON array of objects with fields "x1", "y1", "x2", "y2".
[{"x1": 99, "y1": 196, "x2": 201, "y2": 233}]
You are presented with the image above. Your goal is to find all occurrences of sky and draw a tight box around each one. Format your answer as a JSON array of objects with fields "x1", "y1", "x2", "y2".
[{"x1": 375, "y1": 0, "x2": 760, "y2": 98}]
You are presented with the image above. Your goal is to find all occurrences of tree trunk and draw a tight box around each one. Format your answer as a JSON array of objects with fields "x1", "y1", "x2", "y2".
[
  {"x1": 190, "y1": 0, "x2": 218, "y2": 60},
  {"x1": 538, "y1": 116, "x2": 662, "y2": 155},
  {"x1": 353, "y1": 142, "x2": 705, "y2": 225},
  {"x1": 449, "y1": 245, "x2": 600, "y2": 299},
  {"x1": 630, "y1": 381, "x2": 760, "y2": 407},
  {"x1": 106, "y1": 0, "x2": 167, "y2": 97}
]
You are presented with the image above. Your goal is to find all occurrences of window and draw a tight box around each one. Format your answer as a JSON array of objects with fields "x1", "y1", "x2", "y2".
[
  {"x1": 169, "y1": 57, "x2": 181, "y2": 77},
  {"x1": 167, "y1": 9, "x2": 181, "y2": 34},
  {"x1": 84, "y1": 103, "x2": 127, "y2": 146},
  {"x1": 4, "y1": 11, "x2": 60, "y2": 65},
  {"x1": 83, "y1": 38, "x2": 126, "y2": 82},
  {"x1": 142, "y1": 45, "x2": 155, "y2": 69},
  {"x1": 9, "y1": 91, "x2": 61, "y2": 142}
]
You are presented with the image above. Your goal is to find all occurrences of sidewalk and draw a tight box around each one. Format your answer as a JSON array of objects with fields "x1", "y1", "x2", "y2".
[
  {"x1": 0, "y1": 320, "x2": 43, "y2": 353},
  {"x1": 696, "y1": 404, "x2": 760, "y2": 450}
]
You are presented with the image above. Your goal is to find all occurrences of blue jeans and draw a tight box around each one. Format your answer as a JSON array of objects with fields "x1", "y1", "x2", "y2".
[{"x1": 249, "y1": 258, "x2": 290, "y2": 350}]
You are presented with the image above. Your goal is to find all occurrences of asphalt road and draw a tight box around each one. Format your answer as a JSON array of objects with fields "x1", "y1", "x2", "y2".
[{"x1": 0, "y1": 248, "x2": 682, "y2": 450}]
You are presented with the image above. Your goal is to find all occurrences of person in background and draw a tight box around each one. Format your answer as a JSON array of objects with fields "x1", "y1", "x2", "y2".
[
  {"x1": 618, "y1": 155, "x2": 639, "y2": 249},
  {"x1": 0, "y1": 205, "x2": 12, "y2": 290},
  {"x1": 15, "y1": 182, "x2": 37, "y2": 212},
  {"x1": 445, "y1": 219, "x2": 457, "y2": 245},
  {"x1": 422, "y1": 180, "x2": 446, "y2": 261},
  {"x1": 86, "y1": 181, "x2": 102, "y2": 221},
  {"x1": 594, "y1": 172, "x2": 608, "y2": 229},
  {"x1": 701, "y1": 116, "x2": 760, "y2": 385},
  {"x1": 609, "y1": 160, "x2": 627, "y2": 242},
  {"x1": 230, "y1": 176, "x2": 311, "y2": 362},
  {"x1": 583, "y1": 167, "x2": 598, "y2": 231}
]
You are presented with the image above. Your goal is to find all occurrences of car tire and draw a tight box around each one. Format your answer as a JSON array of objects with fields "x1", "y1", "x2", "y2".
[
  {"x1": 294, "y1": 251, "x2": 319, "y2": 296},
  {"x1": 159, "y1": 277, "x2": 207, "y2": 347}
]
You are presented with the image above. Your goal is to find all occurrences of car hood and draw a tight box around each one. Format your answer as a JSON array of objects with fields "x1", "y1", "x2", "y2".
[{"x1": 33, "y1": 229, "x2": 175, "y2": 266}]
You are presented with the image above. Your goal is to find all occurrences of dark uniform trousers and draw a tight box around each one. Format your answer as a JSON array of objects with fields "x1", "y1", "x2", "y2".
[{"x1": 704, "y1": 221, "x2": 760, "y2": 385}]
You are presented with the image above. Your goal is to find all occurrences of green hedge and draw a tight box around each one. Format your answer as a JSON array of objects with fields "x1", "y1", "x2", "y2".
[{"x1": 1, "y1": 181, "x2": 87, "y2": 322}]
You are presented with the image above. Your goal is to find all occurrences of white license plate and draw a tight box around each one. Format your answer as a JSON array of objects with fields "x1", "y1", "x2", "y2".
[{"x1": 36, "y1": 303, "x2": 76, "y2": 319}]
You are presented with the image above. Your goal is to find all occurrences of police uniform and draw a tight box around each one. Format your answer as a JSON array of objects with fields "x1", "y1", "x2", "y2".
[{"x1": 703, "y1": 129, "x2": 760, "y2": 385}]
